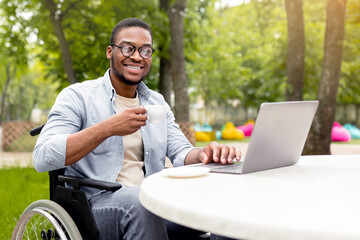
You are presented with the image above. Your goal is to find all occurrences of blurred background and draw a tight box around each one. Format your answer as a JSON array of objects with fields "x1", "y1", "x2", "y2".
[
  {"x1": 0, "y1": 0, "x2": 359, "y2": 154},
  {"x1": 1, "y1": 1, "x2": 360, "y2": 237}
]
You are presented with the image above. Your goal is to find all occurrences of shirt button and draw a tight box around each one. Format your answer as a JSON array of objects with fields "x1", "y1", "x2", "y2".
[
  {"x1": 145, "y1": 152, "x2": 149, "y2": 155},
  {"x1": 142, "y1": 128, "x2": 145, "y2": 132}
]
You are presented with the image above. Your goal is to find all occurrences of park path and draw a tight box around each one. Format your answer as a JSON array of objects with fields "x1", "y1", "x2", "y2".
[
  {"x1": 1, "y1": 142, "x2": 359, "y2": 168},
  {"x1": 0, "y1": 152, "x2": 33, "y2": 168}
]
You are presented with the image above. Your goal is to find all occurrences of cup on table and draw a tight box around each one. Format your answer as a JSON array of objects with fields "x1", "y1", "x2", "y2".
[{"x1": 144, "y1": 105, "x2": 166, "y2": 124}]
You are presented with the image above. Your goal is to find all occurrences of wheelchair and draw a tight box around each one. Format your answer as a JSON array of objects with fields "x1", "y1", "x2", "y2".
[
  {"x1": 12, "y1": 125, "x2": 123, "y2": 240},
  {"x1": 12, "y1": 125, "x2": 210, "y2": 240}
]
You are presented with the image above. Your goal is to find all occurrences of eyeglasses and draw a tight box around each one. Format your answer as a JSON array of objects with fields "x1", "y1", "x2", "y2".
[{"x1": 111, "y1": 44, "x2": 155, "y2": 59}]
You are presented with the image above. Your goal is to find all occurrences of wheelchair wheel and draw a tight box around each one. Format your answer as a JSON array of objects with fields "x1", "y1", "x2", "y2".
[{"x1": 12, "y1": 199, "x2": 82, "y2": 240}]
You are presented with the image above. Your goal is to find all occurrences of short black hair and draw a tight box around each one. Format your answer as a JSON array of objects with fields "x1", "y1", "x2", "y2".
[{"x1": 110, "y1": 18, "x2": 153, "y2": 45}]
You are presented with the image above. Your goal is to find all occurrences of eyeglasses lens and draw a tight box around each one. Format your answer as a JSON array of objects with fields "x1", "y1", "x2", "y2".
[
  {"x1": 116, "y1": 44, "x2": 153, "y2": 59},
  {"x1": 121, "y1": 46, "x2": 134, "y2": 57},
  {"x1": 140, "y1": 48, "x2": 153, "y2": 58}
]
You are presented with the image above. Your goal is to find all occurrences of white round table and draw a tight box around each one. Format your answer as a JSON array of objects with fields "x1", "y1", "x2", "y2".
[{"x1": 140, "y1": 155, "x2": 360, "y2": 240}]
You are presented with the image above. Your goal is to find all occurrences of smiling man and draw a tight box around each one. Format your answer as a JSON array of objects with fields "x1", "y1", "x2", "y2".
[
  {"x1": 108, "y1": 26, "x2": 153, "y2": 89},
  {"x1": 33, "y1": 18, "x2": 240, "y2": 240}
]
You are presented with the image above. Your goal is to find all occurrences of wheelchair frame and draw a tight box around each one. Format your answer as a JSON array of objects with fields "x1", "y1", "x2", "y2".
[
  {"x1": 12, "y1": 125, "x2": 122, "y2": 240},
  {"x1": 13, "y1": 125, "x2": 210, "y2": 240}
]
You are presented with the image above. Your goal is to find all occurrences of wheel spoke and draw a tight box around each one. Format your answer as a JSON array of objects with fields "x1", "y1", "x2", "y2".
[{"x1": 12, "y1": 200, "x2": 82, "y2": 240}]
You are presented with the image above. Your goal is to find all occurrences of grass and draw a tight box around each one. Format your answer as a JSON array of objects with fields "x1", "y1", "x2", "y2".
[
  {"x1": 195, "y1": 138, "x2": 251, "y2": 147},
  {"x1": 0, "y1": 167, "x2": 48, "y2": 240},
  {"x1": 332, "y1": 138, "x2": 360, "y2": 144}
]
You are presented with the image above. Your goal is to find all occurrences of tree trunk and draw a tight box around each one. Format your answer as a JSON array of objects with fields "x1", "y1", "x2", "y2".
[
  {"x1": 44, "y1": 0, "x2": 78, "y2": 84},
  {"x1": 0, "y1": 64, "x2": 12, "y2": 125},
  {"x1": 159, "y1": 57, "x2": 172, "y2": 105},
  {"x1": 285, "y1": 0, "x2": 305, "y2": 101},
  {"x1": 303, "y1": 0, "x2": 347, "y2": 155},
  {"x1": 168, "y1": 0, "x2": 189, "y2": 122},
  {"x1": 159, "y1": 0, "x2": 172, "y2": 106},
  {"x1": 168, "y1": 0, "x2": 194, "y2": 144}
]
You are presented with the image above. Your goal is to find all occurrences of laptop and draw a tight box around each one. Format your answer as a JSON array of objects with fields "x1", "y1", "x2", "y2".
[{"x1": 203, "y1": 101, "x2": 319, "y2": 174}]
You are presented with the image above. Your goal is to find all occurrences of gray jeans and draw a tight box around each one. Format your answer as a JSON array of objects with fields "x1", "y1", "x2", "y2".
[{"x1": 89, "y1": 186, "x2": 205, "y2": 240}]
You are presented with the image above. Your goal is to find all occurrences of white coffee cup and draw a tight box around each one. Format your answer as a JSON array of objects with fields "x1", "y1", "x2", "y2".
[{"x1": 144, "y1": 105, "x2": 166, "y2": 124}]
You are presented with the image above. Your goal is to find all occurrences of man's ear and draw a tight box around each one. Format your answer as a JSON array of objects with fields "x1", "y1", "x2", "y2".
[{"x1": 106, "y1": 46, "x2": 112, "y2": 60}]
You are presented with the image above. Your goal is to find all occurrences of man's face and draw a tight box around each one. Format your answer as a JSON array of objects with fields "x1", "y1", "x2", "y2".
[{"x1": 107, "y1": 27, "x2": 152, "y2": 85}]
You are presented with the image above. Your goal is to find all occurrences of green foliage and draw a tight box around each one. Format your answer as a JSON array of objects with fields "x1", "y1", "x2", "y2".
[
  {"x1": 24, "y1": 0, "x2": 163, "y2": 88},
  {"x1": 187, "y1": 0, "x2": 287, "y2": 110},
  {"x1": 0, "y1": 167, "x2": 48, "y2": 239},
  {"x1": 302, "y1": 0, "x2": 326, "y2": 100},
  {"x1": 0, "y1": 0, "x2": 59, "y2": 122},
  {"x1": 0, "y1": 0, "x2": 30, "y2": 122},
  {"x1": 186, "y1": 0, "x2": 359, "y2": 111},
  {"x1": 338, "y1": 0, "x2": 360, "y2": 105},
  {"x1": 1, "y1": 0, "x2": 359, "y2": 122},
  {"x1": 0, "y1": 1, "x2": 28, "y2": 67},
  {"x1": 301, "y1": 0, "x2": 360, "y2": 105}
]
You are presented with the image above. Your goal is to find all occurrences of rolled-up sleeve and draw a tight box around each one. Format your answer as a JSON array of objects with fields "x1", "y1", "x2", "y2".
[
  {"x1": 33, "y1": 134, "x2": 68, "y2": 172},
  {"x1": 33, "y1": 86, "x2": 84, "y2": 172},
  {"x1": 165, "y1": 105, "x2": 195, "y2": 167}
]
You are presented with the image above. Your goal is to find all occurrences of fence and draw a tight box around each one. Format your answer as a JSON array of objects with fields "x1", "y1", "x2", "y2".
[
  {"x1": 190, "y1": 105, "x2": 258, "y2": 129},
  {"x1": 1, "y1": 120, "x2": 195, "y2": 153},
  {"x1": 178, "y1": 121, "x2": 196, "y2": 145},
  {"x1": 1, "y1": 104, "x2": 358, "y2": 153},
  {"x1": 1, "y1": 121, "x2": 36, "y2": 152}
]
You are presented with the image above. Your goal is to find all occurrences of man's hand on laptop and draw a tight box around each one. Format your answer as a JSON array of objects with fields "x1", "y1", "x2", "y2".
[{"x1": 199, "y1": 142, "x2": 241, "y2": 165}]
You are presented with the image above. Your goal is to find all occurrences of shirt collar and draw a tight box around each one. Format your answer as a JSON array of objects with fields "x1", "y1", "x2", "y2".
[
  {"x1": 104, "y1": 69, "x2": 116, "y2": 101},
  {"x1": 104, "y1": 68, "x2": 150, "y2": 102}
]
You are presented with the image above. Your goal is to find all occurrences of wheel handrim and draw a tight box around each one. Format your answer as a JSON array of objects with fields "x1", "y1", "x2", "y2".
[{"x1": 15, "y1": 208, "x2": 69, "y2": 240}]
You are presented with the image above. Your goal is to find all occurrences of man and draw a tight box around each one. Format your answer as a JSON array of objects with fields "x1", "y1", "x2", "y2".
[{"x1": 34, "y1": 18, "x2": 241, "y2": 240}]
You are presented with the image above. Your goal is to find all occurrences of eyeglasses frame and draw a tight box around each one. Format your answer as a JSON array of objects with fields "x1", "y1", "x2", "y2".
[{"x1": 111, "y1": 43, "x2": 155, "y2": 59}]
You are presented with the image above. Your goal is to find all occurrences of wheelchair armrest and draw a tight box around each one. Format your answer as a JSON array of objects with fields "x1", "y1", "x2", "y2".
[
  {"x1": 58, "y1": 175, "x2": 122, "y2": 192},
  {"x1": 30, "y1": 124, "x2": 45, "y2": 136}
]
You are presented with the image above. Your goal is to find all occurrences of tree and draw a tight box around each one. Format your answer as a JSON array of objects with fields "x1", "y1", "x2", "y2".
[
  {"x1": 158, "y1": 0, "x2": 172, "y2": 105},
  {"x1": 169, "y1": 0, "x2": 189, "y2": 122},
  {"x1": 304, "y1": 0, "x2": 347, "y2": 155},
  {"x1": 187, "y1": 0, "x2": 287, "y2": 116},
  {"x1": 12, "y1": 0, "x2": 161, "y2": 90},
  {"x1": 43, "y1": 0, "x2": 79, "y2": 84},
  {"x1": 0, "y1": 64, "x2": 14, "y2": 124},
  {"x1": 337, "y1": 0, "x2": 360, "y2": 125},
  {"x1": 285, "y1": 0, "x2": 305, "y2": 101},
  {"x1": 0, "y1": 1, "x2": 28, "y2": 123}
]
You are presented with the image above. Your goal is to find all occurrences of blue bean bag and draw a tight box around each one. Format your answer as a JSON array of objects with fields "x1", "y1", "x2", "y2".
[{"x1": 343, "y1": 123, "x2": 360, "y2": 139}]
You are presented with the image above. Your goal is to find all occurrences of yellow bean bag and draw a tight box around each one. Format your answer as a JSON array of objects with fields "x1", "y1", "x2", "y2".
[
  {"x1": 195, "y1": 131, "x2": 212, "y2": 142},
  {"x1": 221, "y1": 122, "x2": 244, "y2": 140}
]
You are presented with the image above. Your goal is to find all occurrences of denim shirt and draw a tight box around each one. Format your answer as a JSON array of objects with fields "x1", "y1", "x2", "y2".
[{"x1": 33, "y1": 69, "x2": 194, "y2": 196}]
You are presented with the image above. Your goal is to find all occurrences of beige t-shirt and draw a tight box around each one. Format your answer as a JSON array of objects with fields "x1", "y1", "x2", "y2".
[{"x1": 114, "y1": 92, "x2": 145, "y2": 186}]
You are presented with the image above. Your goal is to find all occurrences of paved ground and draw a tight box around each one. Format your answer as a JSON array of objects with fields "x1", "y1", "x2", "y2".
[
  {"x1": 1, "y1": 142, "x2": 359, "y2": 168},
  {"x1": 0, "y1": 152, "x2": 34, "y2": 168}
]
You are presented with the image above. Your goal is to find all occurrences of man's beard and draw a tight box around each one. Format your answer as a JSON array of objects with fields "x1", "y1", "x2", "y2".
[{"x1": 111, "y1": 55, "x2": 147, "y2": 86}]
